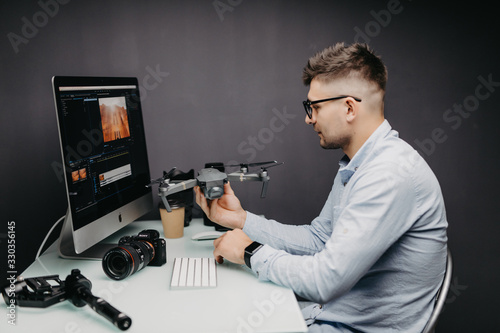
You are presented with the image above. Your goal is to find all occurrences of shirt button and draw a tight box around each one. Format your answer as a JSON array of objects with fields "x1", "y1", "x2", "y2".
[
  {"x1": 318, "y1": 304, "x2": 323, "y2": 309},
  {"x1": 343, "y1": 182, "x2": 347, "y2": 186}
]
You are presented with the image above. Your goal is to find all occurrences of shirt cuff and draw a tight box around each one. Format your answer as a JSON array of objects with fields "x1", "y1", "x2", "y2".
[
  {"x1": 242, "y1": 211, "x2": 265, "y2": 240},
  {"x1": 249, "y1": 244, "x2": 274, "y2": 281}
]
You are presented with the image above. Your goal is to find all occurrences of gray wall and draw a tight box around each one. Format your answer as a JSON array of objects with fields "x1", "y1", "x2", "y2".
[{"x1": 1, "y1": 0, "x2": 499, "y2": 331}]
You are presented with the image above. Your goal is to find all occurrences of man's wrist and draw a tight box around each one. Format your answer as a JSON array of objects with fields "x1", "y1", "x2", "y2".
[
  {"x1": 244, "y1": 241, "x2": 263, "y2": 269},
  {"x1": 238, "y1": 210, "x2": 248, "y2": 229}
]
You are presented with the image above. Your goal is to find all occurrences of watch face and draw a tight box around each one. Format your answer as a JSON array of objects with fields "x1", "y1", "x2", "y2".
[{"x1": 245, "y1": 241, "x2": 263, "y2": 254}]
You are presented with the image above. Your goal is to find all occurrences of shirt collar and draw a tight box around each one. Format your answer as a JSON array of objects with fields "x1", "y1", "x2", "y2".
[{"x1": 338, "y1": 119, "x2": 394, "y2": 185}]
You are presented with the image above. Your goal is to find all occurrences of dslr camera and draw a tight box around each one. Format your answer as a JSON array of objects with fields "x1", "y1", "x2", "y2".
[{"x1": 102, "y1": 229, "x2": 166, "y2": 280}]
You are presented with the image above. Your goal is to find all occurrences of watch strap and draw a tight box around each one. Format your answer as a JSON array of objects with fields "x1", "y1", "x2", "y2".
[{"x1": 244, "y1": 241, "x2": 263, "y2": 269}]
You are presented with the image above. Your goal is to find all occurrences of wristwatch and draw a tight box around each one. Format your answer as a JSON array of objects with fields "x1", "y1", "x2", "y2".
[{"x1": 244, "y1": 241, "x2": 263, "y2": 269}]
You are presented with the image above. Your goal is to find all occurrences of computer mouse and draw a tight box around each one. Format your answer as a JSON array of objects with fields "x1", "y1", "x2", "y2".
[{"x1": 191, "y1": 231, "x2": 226, "y2": 241}]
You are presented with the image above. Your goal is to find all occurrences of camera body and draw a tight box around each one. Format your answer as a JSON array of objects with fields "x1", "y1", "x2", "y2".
[
  {"x1": 118, "y1": 229, "x2": 166, "y2": 266},
  {"x1": 102, "y1": 229, "x2": 166, "y2": 280}
]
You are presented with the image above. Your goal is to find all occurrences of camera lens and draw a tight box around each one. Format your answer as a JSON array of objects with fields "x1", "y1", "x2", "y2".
[
  {"x1": 102, "y1": 241, "x2": 155, "y2": 280},
  {"x1": 108, "y1": 254, "x2": 128, "y2": 276},
  {"x1": 205, "y1": 186, "x2": 224, "y2": 199}
]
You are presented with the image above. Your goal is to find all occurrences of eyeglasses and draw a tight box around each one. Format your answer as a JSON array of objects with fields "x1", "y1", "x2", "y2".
[{"x1": 303, "y1": 96, "x2": 362, "y2": 119}]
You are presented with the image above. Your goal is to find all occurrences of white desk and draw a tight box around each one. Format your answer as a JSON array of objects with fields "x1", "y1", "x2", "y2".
[{"x1": 10, "y1": 219, "x2": 308, "y2": 333}]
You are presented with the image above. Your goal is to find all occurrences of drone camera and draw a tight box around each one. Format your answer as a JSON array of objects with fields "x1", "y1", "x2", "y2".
[{"x1": 202, "y1": 185, "x2": 225, "y2": 200}]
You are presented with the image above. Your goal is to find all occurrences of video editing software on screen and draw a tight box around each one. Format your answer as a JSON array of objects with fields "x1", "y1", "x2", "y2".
[{"x1": 57, "y1": 84, "x2": 149, "y2": 230}]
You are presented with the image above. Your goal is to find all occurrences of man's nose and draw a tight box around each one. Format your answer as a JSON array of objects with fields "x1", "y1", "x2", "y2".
[{"x1": 305, "y1": 113, "x2": 315, "y2": 125}]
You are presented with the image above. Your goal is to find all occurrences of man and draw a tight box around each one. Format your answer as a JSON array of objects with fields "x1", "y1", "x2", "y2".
[{"x1": 195, "y1": 43, "x2": 448, "y2": 332}]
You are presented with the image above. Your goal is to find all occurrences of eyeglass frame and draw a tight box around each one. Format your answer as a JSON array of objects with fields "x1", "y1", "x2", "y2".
[{"x1": 303, "y1": 96, "x2": 362, "y2": 119}]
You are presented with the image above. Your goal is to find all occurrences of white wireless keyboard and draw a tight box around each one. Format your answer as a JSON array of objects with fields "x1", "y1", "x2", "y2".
[{"x1": 170, "y1": 257, "x2": 217, "y2": 289}]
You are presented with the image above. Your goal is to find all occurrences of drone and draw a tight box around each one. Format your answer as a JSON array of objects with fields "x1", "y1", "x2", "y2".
[{"x1": 147, "y1": 161, "x2": 283, "y2": 212}]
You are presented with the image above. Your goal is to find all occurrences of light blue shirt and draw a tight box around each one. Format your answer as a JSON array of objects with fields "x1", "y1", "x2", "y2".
[{"x1": 243, "y1": 120, "x2": 448, "y2": 332}]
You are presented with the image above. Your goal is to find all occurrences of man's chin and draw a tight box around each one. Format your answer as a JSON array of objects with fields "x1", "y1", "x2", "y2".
[{"x1": 320, "y1": 140, "x2": 341, "y2": 150}]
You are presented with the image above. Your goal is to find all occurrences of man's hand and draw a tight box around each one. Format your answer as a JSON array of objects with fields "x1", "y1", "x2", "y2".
[
  {"x1": 213, "y1": 229, "x2": 253, "y2": 265},
  {"x1": 194, "y1": 182, "x2": 247, "y2": 229}
]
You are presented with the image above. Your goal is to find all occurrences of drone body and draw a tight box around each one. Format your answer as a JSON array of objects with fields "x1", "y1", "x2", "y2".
[
  {"x1": 196, "y1": 168, "x2": 228, "y2": 200},
  {"x1": 148, "y1": 161, "x2": 282, "y2": 212}
]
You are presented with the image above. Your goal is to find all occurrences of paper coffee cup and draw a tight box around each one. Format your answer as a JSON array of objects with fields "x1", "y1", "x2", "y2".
[{"x1": 159, "y1": 201, "x2": 185, "y2": 239}]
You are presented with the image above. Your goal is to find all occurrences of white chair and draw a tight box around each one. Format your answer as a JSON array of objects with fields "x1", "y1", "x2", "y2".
[{"x1": 422, "y1": 248, "x2": 453, "y2": 333}]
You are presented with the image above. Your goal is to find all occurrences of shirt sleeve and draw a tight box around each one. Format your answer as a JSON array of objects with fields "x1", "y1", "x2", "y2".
[
  {"x1": 242, "y1": 184, "x2": 340, "y2": 255},
  {"x1": 242, "y1": 212, "x2": 329, "y2": 255},
  {"x1": 248, "y1": 160, "x2": 421, "y2": 304}
]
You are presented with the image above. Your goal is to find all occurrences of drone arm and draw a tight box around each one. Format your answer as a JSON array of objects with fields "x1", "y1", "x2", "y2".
[
  {"x1": 160, "y1": 195, "x2": 172, "y2": 212},
  {"x1": 227, "y1": 172, "x2": 261, "y2": 182},
  {"x1": 227, "y1": 172, "x2": 271, "y2": 198},
  {"x1": 158, "y1": 179, "x2": 197, "y2": 212}
]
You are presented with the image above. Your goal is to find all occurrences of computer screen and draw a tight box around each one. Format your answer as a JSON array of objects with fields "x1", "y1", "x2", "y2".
[{"x1": 52, "y1": 76, "x2": 153, "y2": 259}]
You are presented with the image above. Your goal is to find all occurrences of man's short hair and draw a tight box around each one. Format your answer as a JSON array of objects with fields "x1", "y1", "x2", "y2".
[{"x1": 302, "y1": 43, "x2": 388, "y2": 92}]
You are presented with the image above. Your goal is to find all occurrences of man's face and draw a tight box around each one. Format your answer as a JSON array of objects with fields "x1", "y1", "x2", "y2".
[{"x1": 305, "y1": 78, "x2": 351, "y2": 150}]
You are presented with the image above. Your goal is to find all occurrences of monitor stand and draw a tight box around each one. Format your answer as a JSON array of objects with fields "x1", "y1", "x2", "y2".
[{"x1": 58, "y1": 209, "x2": 114, "y2": 260}]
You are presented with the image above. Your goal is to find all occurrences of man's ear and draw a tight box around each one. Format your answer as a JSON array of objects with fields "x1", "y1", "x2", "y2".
[{"x1": 345, "y1": 98, "x2": 358, "y2": 123}]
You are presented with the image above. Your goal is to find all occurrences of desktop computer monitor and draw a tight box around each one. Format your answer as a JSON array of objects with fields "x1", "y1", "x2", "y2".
[{"x1": 52, "y1": 76, "x2": 153, "y2": 259}]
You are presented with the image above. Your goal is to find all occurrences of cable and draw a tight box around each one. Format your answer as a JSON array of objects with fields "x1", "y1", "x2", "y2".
[{"x1": 36, "y1": 215, "x2": 66, "y2": 259}]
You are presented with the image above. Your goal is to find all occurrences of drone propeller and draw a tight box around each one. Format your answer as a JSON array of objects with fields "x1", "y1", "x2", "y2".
[
  {"x1": 225, "y1": 160, "x2": 279, "y2": 173},
  {"x1": 225, "y1": 160, "x2": 277, "y2": 168},
  {"x1": 163, "y1": 167, "x2": 177, "y2": 179},
  {"x1": 259, "y1": 161, "x2": 284, "y2": 171},
  {"x1": 147, "y1": 167, "x2": 177, "y2": 187}
]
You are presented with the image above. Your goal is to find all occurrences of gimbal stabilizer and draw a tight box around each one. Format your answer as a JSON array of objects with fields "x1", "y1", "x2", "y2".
[{"x1": 2, "y1": 269, "x2": 132, "y2": 331}]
